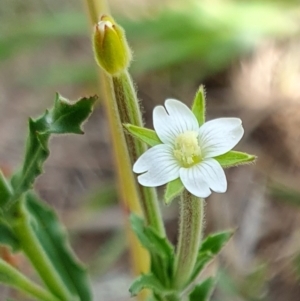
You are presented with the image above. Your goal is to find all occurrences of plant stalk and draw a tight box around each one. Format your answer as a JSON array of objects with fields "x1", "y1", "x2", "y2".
[
  {"x1": 83, "y1": 0, "x2": 150, "y2": 281},
  {"x1": 0, "y1": 258, "x2": 61, "y2": 301},
  {"x1": 112, "y1": 71, "x2": 165, "y2": 236},
  {"x1": 173, "y1": 190, "x2": 204, "y2": 289},
  {"x1": 11, "y1": 199, "x2": 73, "y2": 301}
]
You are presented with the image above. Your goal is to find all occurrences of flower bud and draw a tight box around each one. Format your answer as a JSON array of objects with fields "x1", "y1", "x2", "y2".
[{"x1": 93, "y1": 15, "x2": 132, "y2": 76}]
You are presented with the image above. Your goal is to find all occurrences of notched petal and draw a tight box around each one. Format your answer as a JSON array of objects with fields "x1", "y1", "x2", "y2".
[
  {"x1": 153, "y1": 99, "x2": 198, "y2": 145},
  {"x1": 199, "y1": 118, "x2": 244, "y2": 158}
]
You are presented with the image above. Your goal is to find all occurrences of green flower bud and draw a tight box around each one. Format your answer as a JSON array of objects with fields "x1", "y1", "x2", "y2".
[{"x1": 93, "y1": 15, "x2": 132, "y2": 76}]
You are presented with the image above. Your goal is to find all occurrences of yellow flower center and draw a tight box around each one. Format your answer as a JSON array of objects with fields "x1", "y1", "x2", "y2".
[{"x1": 173, "y1": 131, "x2": 202, "y2": 167}]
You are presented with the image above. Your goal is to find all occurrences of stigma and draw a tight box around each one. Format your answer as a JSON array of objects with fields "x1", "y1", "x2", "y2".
[{"x1": 173, "y1": 131, "x2": 202, "y2": 167}]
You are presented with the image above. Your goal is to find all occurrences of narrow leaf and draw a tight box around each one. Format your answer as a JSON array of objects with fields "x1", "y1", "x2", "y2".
[
  {"x1": 130, "y1": 214, "x2": 174, "y2": 261},
  {"x1": 25, "y1": 192, "x2": 92, "y2": 301},
  {"x1": 192, "y1": 85, "x2": 206, "y2": 126},
  {"x1": 130, "y1": 213, "x2": 174, "y2": 282},
  {"x1": 129, "y1": 274, "x2": 165, "y2": 296},
  {"x1": 124, "y1": 124, "x2": 161, "y2": 147},
  {"x1": 189, "y1": 277, "x2": 215, "y2": 301},
  {"x1": 190, "y1": 231, "x2": 233, "y2": 282},
  {"x1": 214, "y1": 151, "x2": 256, "y2": 168},
  {"x1": 164, "y1": 178, "x2": 184, "y2": 205},
  {"x1": 0, "y1": 222, "x2": 20, "y2": 251}
]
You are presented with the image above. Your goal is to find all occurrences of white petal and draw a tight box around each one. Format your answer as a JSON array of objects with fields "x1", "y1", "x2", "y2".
[
  {"x1": 198, "y1": 159, "x2": 227, "y2": 193},
  {"x1": 133, "y1": 144, "x2": 180, "y2": 187},
  {"x1": 198, "y1": 118, "x2": 244, "y2": 158},
  {"x1": 179, "y1": 159, "x2": 227, "y2": 198},
  {"x1": 153, "y1": 99, "x2": 199, "y2": 144},
  {"x1": 180, "y1": 166, "x2": 211, "y2": 198}
]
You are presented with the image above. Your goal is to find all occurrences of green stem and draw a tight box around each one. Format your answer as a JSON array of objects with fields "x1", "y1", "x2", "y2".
[
  {"x1": 173, "y1": 190, "x2": 203, "y2": 289},
  {"x1": 11, "y1": 199, "x2": 73, "y2": 301},
  {"x1": 112, "y1": 71, "x2": 165, "y2": 236},
  {"x1": 0, "y1": 258, "x2": 60, "y2": 301}
]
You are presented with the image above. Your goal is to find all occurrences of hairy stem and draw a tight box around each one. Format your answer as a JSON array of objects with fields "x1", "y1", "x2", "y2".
[
  {"x1": 83, "y1": 0, "x2": 150, "y2": 286},
  {"x1": 112, "y1": 71, "x2": 165, "y2": 236},
  {"x1": 173, "y1": 190, "x2": 204, "y2": 289}
]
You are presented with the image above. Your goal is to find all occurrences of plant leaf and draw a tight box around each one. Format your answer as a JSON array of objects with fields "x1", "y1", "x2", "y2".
[
  {"x1": 124, "y1": 124, "x2": 161, "y2": 147},
  {"x1": 130, "y1": 213, "x2": 174, "y2": 282},
  {"x1": 25, "y1": 192, "x2": 92, "y2": 301},
  {"x1": 46, "y1": 93, "x2": 96, "y2": 134},
  {"x1": 0, "y1": 222, "x2": 20, "y2": 251},
  {"x1": 11, "y1": 94, "x2": 96, "y2": 195},
  {"x1": 189, "y1": 277, "x2": 215, "y2": 301},
  {"x1": 214, "y1": 151, "x2": 256, "y2": 168},
  {"x1": 130, "y1": 214, "x2": 174, "y2": 261},
  {"x1": 190, "y1": 231, "x2": 233, "y2": 282},
  {"x1": 164, "y1": 178, "x2": 184, "y2": 205},
  {"x1": 0, "y1": 170, "x2": 13, "y2": 207},
  {"x1": 129, "y1": 274, "x2": 166, "y2": 296},
  {"x1": 192, "y1": 85, "x2": 206, "y2": 126}
]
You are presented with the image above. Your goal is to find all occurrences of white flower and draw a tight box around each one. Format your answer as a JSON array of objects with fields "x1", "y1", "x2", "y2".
[{"x1": 133, "y1": 99, "x2": 244, "y2": 198}]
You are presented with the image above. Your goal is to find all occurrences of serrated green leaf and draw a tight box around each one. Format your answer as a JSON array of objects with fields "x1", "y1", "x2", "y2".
[
  {"x1": 190, "y1": 231, "x2": 233, "y2": 282},
  {"x1": 129, "y1": 274, "x2": 165, "y2": 296},
  {"x1": 10, "y1": 118, "x2": 50, "y2": 195},
  {"x1": 124, "y1": 124, "x2": 161, "y2": 147},
  {"x1": 47, "y1": 93, "x2": 96, "y2": 134},
  {"x1": 192, "y1": 85, "x2": 206, "y2": 125},
  {"x1": 214, "y1": 151, "x2": 256, "y2": 168},
  {"x1": 164, "y1": 178, "x2": 184, "y2": 205},
  {"x1": 25, "y1": 192, "x2": 92, "y2": 301},
  {"x1": 11, "y1": 94, "x2": 96, "y2": 195},
  {"x1": 189, "y1": 277, "x2": 215, "y2": 301},
  {"x1": 0, "y1": 222, "x2": 20, "y2": 251}
]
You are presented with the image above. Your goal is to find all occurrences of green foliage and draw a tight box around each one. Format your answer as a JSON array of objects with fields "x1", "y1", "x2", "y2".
[
  {"x1": 0, "y1": 223, "x2": 20, "y2": 251},
  {"x1": 189, "y1": 277, "x2": 215, "y2": 301},
  {"x1": 124, "y1": 124, "x2": 161, "y2": 147},
  {"x1": 129, "y1": 274, "x2": 167, "y2": 297},
  {"x1": 190, "y1": 231, "x2": 233, "y2": 283},
  {"x1": 130, "y1": 205, "x2": 234, "y2": 301},
  {"x1": 10, "y1": 94, "x2": 96, "y2": 196},
  {"x1": 0, "y1": 93, "x2": 96, "y2": 301},
  {"x1": 192, "y1": 85, "x2": 206, "y2": 126},
  {"x1": 130, "y1": 213, "x2": 175, "y2": 295},
  {"x1": 164, "y1": 178, "x2": 184, "y2": 205},
  {"x1": 130, "y1": 214, "x2": 174, "y2": 267},
  {"x1": 214, "y1": 151, "x2": 256, "y2": 168},
  {"x1": 0, "y1": 171, "x2": 12, "y2": 207},
  {"x1": 25, "y1": 192, "x2": 92, "y2": 301}
]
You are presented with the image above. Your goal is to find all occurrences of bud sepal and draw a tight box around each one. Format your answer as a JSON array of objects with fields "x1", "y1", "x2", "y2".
[{"x1": 93, "y1": 15, "x2": 132, "y2": 75}]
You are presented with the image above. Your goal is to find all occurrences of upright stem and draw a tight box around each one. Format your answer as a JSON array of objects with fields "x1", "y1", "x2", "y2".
[
  {"x1": 83, "y1": 0, "x2": 150, "y2": 282},
  {"x1": 0, "y1": 258, "x2": 61, "y2": 301},
  {"x1": 112, "y1": 71, "x2": 165, "y2": 236},
  {"x1": 11, "y1": 200, "x2": 73, "y2": 301},
  {"x1": 173, "y1": 190, "x2": 204, "y2": 289},
  {"x1": 84, "y1": 0, "x2": 109, "y2": 23}
]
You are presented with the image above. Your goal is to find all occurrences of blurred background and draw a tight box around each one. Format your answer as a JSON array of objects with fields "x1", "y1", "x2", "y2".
[{"x1": 1, "y1": 0, "x2": 300, "y2": 300}]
